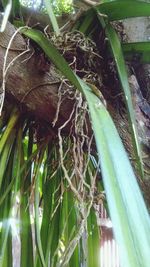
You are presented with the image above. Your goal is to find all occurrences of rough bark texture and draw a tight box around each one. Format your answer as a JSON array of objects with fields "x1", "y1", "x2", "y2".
[{"x1": 0, "y1": 22, "x2": 76, "y2": 132}]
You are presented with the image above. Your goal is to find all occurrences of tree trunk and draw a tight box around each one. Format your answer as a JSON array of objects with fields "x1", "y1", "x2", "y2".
[{"x1": 0, "y1": 22, "x2": 76, "y2": 132}]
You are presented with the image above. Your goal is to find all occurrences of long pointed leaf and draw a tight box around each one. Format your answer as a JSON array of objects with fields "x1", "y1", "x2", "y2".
[
  {"x1": 44, "y1": 0, "x2": 60, "y2": 35},
  {"x1": 20, "y1": 27, "x2": 150, "y2": 267},
  {"x1": 96, "y1": 1, "x2": 150, "y2": 21},
  {"x1": 122, "y1": 42, "x2": 150, "y2": 63},
  {"x1": 97, "y1": 15, "x2": 144, "y2": 177},
  {"x1": 0, "y1": 108, "x2": 19, "y2": 153},
  {"x1": 34, "y1": 148, "x2": 47, "y2": 267},
  {"x1": 20, "y1": 127, "x2": 34, "y2": 267},
  {"x1": 81, "y1": 80, "x2": 150, "y2": 267}
]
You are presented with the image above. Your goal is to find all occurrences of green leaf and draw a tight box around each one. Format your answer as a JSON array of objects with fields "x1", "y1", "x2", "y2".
[
  {"x1": 122, "y1": 42, "x2": 150, "y2": 63},
  {"x1": 11, "y1": 0, "x2": 21, "y2": 19},
  {"x1": 0, "y1": 108, "x2": 19, "y2": 153},
  {"x1": 34, "y1": 148, "x2": 47, "y2": 267},
  {"x1": 67, "y1": 191, "x2": 79, "y2": 267},
  {"x1": 87, "y1": 207, "x2": 100, "y2": 267},
  {"x1": 78, "y1": 8, "x2": 95, "y2": 34},
  {"x1": 20, "y1": 127, "x2": 34, "y2": 267},
  {"x1": 81, "y1": 80, "x2": 150, "y2": 267},
  {"x1": 0, "y1": 208, "x2": 12, "y2": 267},
  {"x1": 20, "y1": 196, "x2": 34, "y2": 267},
  {"x1": 44, "y1": 0, "x2": 60, "y2": 35},
  {"x1": 96, "y1": 0, "x2": 150, "y2": 21},
  {"x1": 97, "y1": 16, "x2": 144, "y2": 178},
  {"x1": 0, "y1": 137, "x2": 15, "y2": 267},
  {"x1": 0, "y1": 131, "x2": 16, "y2": 190},
  {"x1": 20, "y1": 27, "x2": 150, "y2": 267},
  {"x1": 40, "y1": 148, "x2": 61, "y2": 266},
  {"x1": 20, "y1": 28, "x2": 80, "y2": 91}
]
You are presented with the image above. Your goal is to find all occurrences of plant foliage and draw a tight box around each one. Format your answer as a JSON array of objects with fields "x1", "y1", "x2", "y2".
[{"x1": 0, "y1": 1, "x2": 150, "y2": 267}]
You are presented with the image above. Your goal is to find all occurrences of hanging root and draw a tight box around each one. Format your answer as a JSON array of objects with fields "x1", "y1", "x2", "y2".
[{"x1": 55, "y1": 83, "x2": 99, "y2": 266}]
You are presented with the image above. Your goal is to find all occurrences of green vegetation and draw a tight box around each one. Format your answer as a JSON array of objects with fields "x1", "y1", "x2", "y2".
[
  {"x1": 20, "y1": 0, "x2": 73, "y2": 14},
  {"x1": 0, "y1": 1, "x2": 150, "y2": 267}
]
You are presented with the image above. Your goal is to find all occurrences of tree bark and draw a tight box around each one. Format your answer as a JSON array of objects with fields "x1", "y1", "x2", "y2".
[{"x1": 0, "y1": 22, "x2": 76, "y2": 132}]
